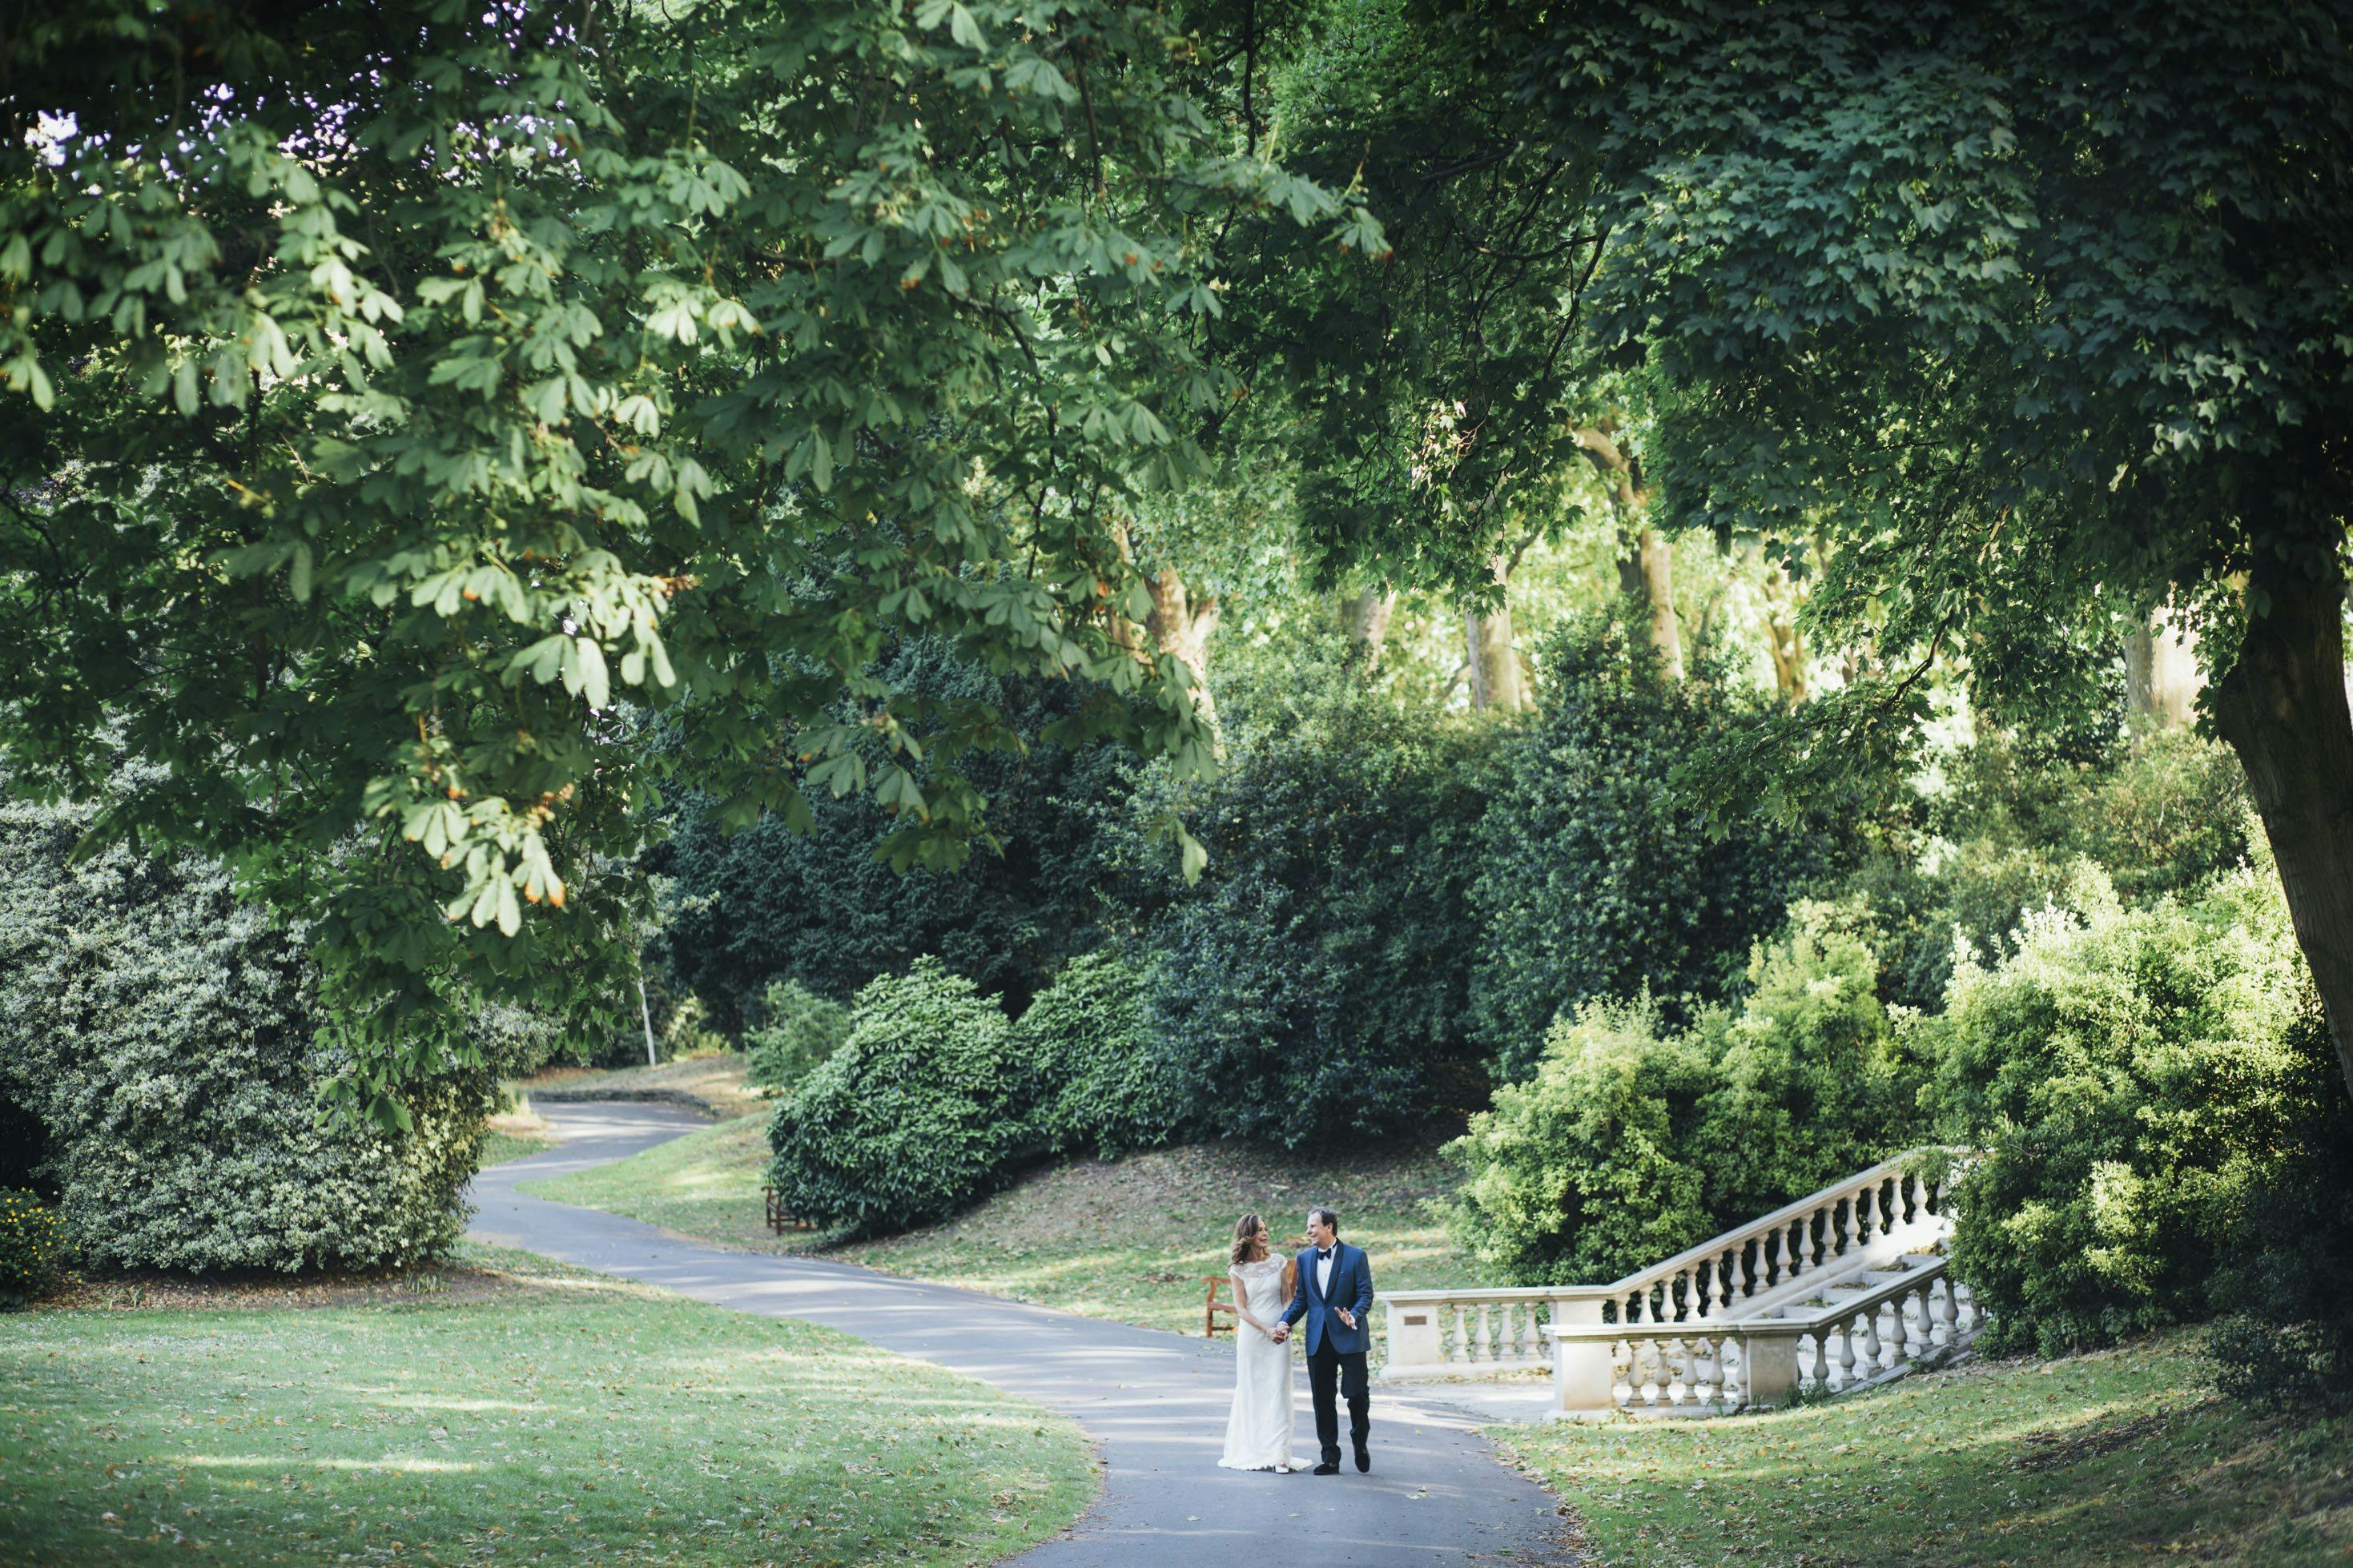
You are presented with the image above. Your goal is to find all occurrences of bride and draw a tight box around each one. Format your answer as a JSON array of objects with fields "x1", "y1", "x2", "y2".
[{"x1": 1218, "y1": 1212, "x2": 1301, "y2": 1473}]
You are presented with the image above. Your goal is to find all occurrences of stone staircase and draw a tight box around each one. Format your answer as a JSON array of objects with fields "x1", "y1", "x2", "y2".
[{"x1": 1380, "y1": 1150, "x2": 1985, "y2": 1418}]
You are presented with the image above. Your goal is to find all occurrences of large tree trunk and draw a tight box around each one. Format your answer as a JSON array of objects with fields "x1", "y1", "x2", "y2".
[
  {"x1": 1341, "y1": 588, "x2": 1398, "y2": 673},
  {"x1": 2211, "y1": 554, "x2": 2353, "y2": 1098},
  {"x1": 1144, "y1": 566, "x2": 1223, "y2": 750},
  {"x1": 2124, "y1": 604, "x2": 2202, "y2": 730},
  {"x1": 1463, "y1": 556, "x2": 1530, "y2": 712}
]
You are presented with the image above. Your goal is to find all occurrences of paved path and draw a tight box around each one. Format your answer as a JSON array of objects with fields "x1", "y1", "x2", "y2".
[{"x1": 467, "y1": 1102, "x2": 1576, "y2": 1566}]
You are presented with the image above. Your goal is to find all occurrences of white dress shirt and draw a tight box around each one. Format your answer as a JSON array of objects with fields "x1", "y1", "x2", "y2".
[{"x1": 1316, "y1": 1246, "x2": 1335, "y2": 1300}]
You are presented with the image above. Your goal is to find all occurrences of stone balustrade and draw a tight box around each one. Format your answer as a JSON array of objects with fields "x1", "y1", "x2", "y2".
[
  {"x1": 1547, "y1": 1253, "x2": 1985, "y2": 1415},
  {"x1": 1378, "y1": 1287, "x2": 1568, "y2": 1377},
  {"x1": 1554, "y1": 1150, "x2": 1957, "y2": 1333}
]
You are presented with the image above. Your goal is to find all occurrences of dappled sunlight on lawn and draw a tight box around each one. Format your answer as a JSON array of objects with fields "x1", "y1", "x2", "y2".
[
  {"x1": 2, "y1": 1289, "x2": 1096, "y2": 1566},
  {"x1": 1498, "y1": 1334, "x2": 2353, "y2": 1566}
]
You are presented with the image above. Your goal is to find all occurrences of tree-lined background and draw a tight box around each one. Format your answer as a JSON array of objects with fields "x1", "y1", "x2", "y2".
[{"x1": 3, "y1": 0, "x2": 2350, "y2": 1416}]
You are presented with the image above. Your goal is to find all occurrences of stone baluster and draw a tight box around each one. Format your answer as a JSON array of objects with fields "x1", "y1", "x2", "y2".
[
  {"x1": 1765, "y1": 1228, "x2": 1784, "y2": 1288},
  {"x1": 1860, "y1": 1301, "x2": 1884, "y2": 1376},
  {"x1": 1807, "y1": 1328, "x2": 1829, "y2": 1392},
  {"x1": 1474, "y1": 1302, "x2": 1494, "y2": 1363},
  {"x1": 1936, "y1": 1277, "x2": 1960, "y2": 1348},
  {"x1": 1909, "y1": 1172, "x2": 1929, "y2": 1224},
  {"x1": 1857, "y1": 1181, "x2": 1879, "y2": 1243},
  {"x1": 1886, "y1": 1291, "x2": 1911, "y2": 1370},
  {"x1": 1834, "y1": 1312, "x2": 1858, "y2": 1390},
  {"x1": 1735, "y1": 1243, "x2": 1753, "y2": 1304},
  {"x1": 1450, "y1": 1303, "x2": 1469, "y2": 1363}
]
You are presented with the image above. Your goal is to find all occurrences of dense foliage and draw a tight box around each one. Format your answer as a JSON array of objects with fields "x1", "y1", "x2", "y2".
[
  {"x1": 0, "y1": 0, "x2": 1378, "y2": 1121},
  {"x1": 1449, "y1": 1000, "x2": 1717, "y2": 1287},
  {"x1": 650, "y1": 646, "x2": 1131, "y2": 1025},
  {"x1": 0, "y1": 794, "x2": 489, "y2": 1272},
  {"x1": 766, "y1": 959, "x2": 1028, "y2": 1235},
  {"x1": 1452, "y1": 905, "x2": 1927, "y2": 1286},
  {"x1": 742, "y1": 982, "x2": 851, "y2": 1095},
  {"x1": 1470, "y1": 620, "x2": 1851, "y2": 1076},
  {"x1": 1849, "y1": 730, "x2": 2256, "y2": 1011},
  {"x1": 1015, "y1": 951, "x2": 1189, "y2": 1161},
  {"x1": 1135, "y1": 673, "x2": 1495, "y2": 1145},
  {"x1": 1925, "y1": 864, "x2": 2344, "y2": 1358},
  {"x1": 1496, "y1": 0, "x2": 2353, "y2": 1092}
]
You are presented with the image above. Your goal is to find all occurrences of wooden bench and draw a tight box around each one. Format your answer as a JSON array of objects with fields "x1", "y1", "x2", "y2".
[
  {"x1": 1204, "y1": 1275, "x2": 1238, "y2": 1337},
  {"x1": 762, "y1": 1185, "x2": 816, "y2": 1234}
]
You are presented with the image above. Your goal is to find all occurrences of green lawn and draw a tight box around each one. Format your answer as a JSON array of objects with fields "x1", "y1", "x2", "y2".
[
  {"x1": 1496, "y1": 1332, "x2": 2353, "y2": 1567},
  {"x1": 521, "y1": 1115, "x2": 1483, "y2": 1338},
  {"x1": 0, "y1": 1246, "x2": 1096, "y2": 1566}
]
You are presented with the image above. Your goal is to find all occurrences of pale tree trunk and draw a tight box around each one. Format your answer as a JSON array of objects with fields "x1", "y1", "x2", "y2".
[
  {"x1": 1462, "y1": 555, "x2": 1530, "y2": 712},
  {"x1": 1575, "y1": 424, "x2": 1683, "y2": 678},
  {"x1": 1340, "y1": 588, "x2": 1398, "y2": 674},
  {"x1": 1144, "y1": 567, "x2": 1223, "y2": 750},
  {"x1": 1759, "y1": 553, "x2": 1808, "y2": 705},
  {"x1": 2210, "y1": 552, "x2": 2353, "y2": 1100},
  {"x1": 2124, "y1": 604, "x2": 2202, "y2": 730}
]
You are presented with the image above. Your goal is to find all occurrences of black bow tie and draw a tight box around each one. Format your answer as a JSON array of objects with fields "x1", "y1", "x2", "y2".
[{"x1": 1316, "y1": 1248, "x2": 1332, "y2": 1260}]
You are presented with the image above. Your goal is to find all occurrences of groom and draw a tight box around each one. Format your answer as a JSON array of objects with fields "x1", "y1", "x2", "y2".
[{"x1": 1272, "y1": 1206, "x2": 1373, "y2": 1474}]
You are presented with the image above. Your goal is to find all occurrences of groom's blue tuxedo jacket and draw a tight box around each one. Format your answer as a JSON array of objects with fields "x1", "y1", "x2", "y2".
[{"x1": 1280, "y1": 1240, "x2": 1374, "y2": 1357}]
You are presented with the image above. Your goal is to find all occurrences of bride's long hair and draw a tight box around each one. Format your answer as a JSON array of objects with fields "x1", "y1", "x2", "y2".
[{"x1": 1230, "y1": 1212, "x2": 1269, "y2": 1267}]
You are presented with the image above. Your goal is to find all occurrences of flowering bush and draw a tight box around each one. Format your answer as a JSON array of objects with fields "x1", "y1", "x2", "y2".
[{"x1": 0, "y1": 1187, "x2": 66, "y2": 1306}]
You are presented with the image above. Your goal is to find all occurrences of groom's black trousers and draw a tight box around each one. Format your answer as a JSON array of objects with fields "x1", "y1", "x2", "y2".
[{"x1": 1305, "y1": 1340, "x2": 1370, "y2": 1463}]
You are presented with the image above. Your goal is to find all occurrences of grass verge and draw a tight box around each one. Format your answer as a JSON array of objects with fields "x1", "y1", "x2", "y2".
[
  {"x1": 479, "y1": 1092, "x2": 559, "y2": 1166},
  {"x1": 521, "y1": 1113, "x2": 1483, "y2": 1337},
  {"x1": 1495, "y1": 1331, "x2": 2353, "y2": 1566},
  {"x1": 0, "y1": 1245, "x2": 1096, "y2": 1566}
]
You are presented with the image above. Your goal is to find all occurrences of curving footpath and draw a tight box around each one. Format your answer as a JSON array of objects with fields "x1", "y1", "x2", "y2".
[{"x1": 468, "y1": 1102, "x2": 1578, "y2": 1566}]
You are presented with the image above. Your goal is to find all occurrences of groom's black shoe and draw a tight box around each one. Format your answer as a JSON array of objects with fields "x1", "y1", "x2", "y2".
[
  {"x1": 1354, "y1": 1444, "x2": 1371, "y2": 1474},
  {"x1": 1312, "y1": 1461, "x2": 1341, "y2": 1475}
]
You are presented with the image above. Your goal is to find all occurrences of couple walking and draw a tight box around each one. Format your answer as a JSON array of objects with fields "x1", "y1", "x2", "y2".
[{"x1": 1218, "y1": 1206, "x2": 1374, "y2": 1476}]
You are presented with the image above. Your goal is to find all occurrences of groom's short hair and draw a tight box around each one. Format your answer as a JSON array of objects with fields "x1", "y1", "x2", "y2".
[{"x1": 1309, "y1": 1207, "x2": 1340, "y2": 1236}]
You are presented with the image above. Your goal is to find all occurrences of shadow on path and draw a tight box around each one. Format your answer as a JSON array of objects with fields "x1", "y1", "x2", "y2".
[{"x1": 468, "y1": 1101, "x2": 1575, "y2": 1566}]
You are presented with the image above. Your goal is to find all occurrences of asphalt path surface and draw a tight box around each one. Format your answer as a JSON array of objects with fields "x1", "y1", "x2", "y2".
[{"x1": 467, "y1": 1101, "x2": 1576, "y2": 1566}]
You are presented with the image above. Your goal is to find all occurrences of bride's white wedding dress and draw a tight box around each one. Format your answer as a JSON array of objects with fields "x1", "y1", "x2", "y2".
[{"x1": 1218, "y1": 1256, "x2": 1300, "y2": 1471}]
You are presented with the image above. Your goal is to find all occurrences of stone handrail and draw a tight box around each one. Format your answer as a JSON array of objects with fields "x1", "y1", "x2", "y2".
[
  {"x1": 1547, "y1": 1251, "x2": 1985, "y2": 1415},
  {"x1": 1379, "y1": 1148, "x2": 1963, "y2": 1384},
  {"x1": 1552, "y1": 1148, "x2": 1957, "y2": 1329},
  {"x1": 1379, "y1": 1287, "x2": 1567, "y2": 1377}
]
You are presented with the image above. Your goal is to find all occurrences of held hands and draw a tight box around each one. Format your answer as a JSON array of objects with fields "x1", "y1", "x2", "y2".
[{"x1": 1269, "y1": 1322, "x2": 1290, "y2": 1343}]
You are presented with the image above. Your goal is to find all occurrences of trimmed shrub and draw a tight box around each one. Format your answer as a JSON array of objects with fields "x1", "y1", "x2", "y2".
[
  {"x1": 766, "y1": 958, "x2": 1025, "y2": 1234},
  {"x1": 1924, "y1": 862, "x2": 2339, "y2": 1357},
  {"x1": 1450, "y1": 907, "x2": 1927, "y2": 1288},
  {"x1": 1446, "y1": 999, "x2": 1718, "y2": 1286},
  {"x1": 1689, "y1": 900, "x2": 1926, "y2": 1222},
  {"x1": 742, "y1": 981, "x2": 851, "y2": 1092},
  {"x1": 0, "y1": 1188, "x2": 66, "y2": 1307},
  {"x1": 1017, "y1": 951, "x2": 1189, "y2": 1159},
  {"x1": 0, "y1": 793, "x2": 493, "y2": 1274},
  {"x1": 1135, "y1": 673, "x2": 1495, "y2": 1146},
  {"x1": 1470, "y1": 617, "x2": 1849, "y2": 1078}
]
